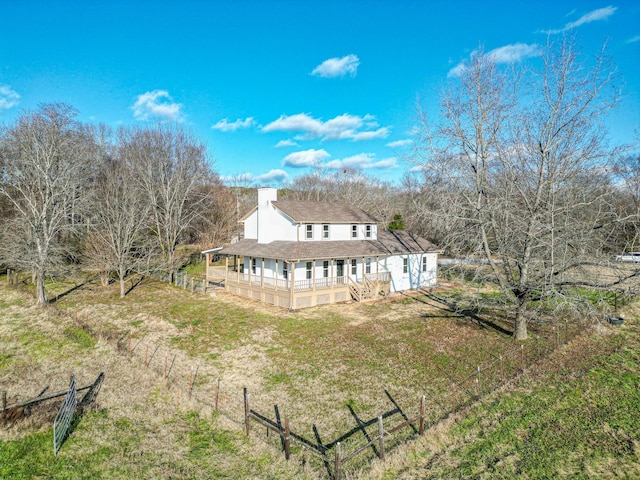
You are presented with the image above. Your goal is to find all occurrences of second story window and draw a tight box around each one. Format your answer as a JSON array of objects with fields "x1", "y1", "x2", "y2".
[
  {"x1": 365, "y1": 225, "x2": 372, "y2": 238},
  {"x1": 323, "y1": 224, "x2": 329, "y2": 239},
  {"x1": 351, "y1": 225, "x2": 358, "y2": 238},
  {"x1": 306, "y1": 224, "x2": 313, "y2": 239}
]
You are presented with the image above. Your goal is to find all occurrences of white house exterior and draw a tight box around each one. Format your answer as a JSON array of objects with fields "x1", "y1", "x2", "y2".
[{"x1": 205, "y1": 188, "x2": 439, "y2": 309}]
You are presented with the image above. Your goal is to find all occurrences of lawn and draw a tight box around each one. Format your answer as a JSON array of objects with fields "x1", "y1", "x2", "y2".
[{"x1": 1, "y1": 273, "x2": 637, "y2": 478}]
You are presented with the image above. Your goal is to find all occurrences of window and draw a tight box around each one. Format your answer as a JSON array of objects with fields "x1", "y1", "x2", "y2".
[
  {"x1": 351, "y1": 259, "x2": 357, "y2": 275},
  {"x1": 422, "y1": 257, "x2": 427, "y2": 272},
  {"x1": 365, "y1": 225, "x2": 372, "y2": 238},
  {"x1": 252, "y1": 258, "x2": 256, "y2": 274},
  {"x1": 403, "y1": 258, "x2": 408, "y2": 273},
  {"x1": 365, "y1": 257, "x2": 371, "y2": 274},
  {"x1": 323, "y1": 261, "x2": 329, "y2": 278},
  {"x1": 306, "y1": 261, "x2": 313, "y2": 280},
  {"x1": 323, "y1": 224, "x2": 329, "y2": 239},
  {"x1": 239, "y1": 263, "x2": 244, "y2": 273},
  {"x1": 283, "y1": 262, "x2": 288, "y2": 279},
  {"x1": 351, "y1": 225, "x2": 357, "y2": 238},
  {"x1": 306, "y1": 224, "x2": 313, "y2": 240}
]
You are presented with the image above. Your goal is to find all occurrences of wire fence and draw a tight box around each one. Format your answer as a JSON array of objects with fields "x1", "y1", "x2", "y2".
[{"x1": 56, "y1": 304, "x2": 593, "y2": 479}]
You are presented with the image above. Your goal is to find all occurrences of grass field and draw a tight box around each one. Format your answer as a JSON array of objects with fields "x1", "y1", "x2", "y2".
[{"x1": 1, "y1": 272, "x2": 638, "y2": 479}]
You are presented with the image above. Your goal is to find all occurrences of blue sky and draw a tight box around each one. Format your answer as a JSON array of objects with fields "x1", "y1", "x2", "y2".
[{"x1": 1, "y1": 1, "x2": 638, "y2": 186}]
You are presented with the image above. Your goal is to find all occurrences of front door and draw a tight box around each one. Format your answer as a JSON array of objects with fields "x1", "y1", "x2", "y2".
[{"x1": 336, "y1": 260, "x2": 344, "y2": 277}]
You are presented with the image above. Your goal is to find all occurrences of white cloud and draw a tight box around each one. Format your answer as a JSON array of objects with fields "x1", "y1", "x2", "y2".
[
  {"x1": 626, "y1": 35, "x2": 640, "y2": 44},
  {"x1": 448, "y1": 43, "x2": 541, "y2": 78},
  {"x1": 386, "y1": 139, "x2": 413, "y2": 148},
  {"x1": 263, "y1": 113, "x2": 389, "y2": 141},
  {"x1": 211, "y1": 117, "x2": 255, "y2": 132},
  {"x1": 256, "y1": 169, "x2": 289, "y2": 183},
  {"x1": 0, "y1": 85, "x2": 20, "y2": 111},
  {"x1": 311, "y1": 54, "x2": 360, "y2": 78},
  {"x1": 275, "y1": 139, "x2": 299, "y2": 147},
  {"x1": 221, "y1": 169, "x2": 289, "y2": 186},
  {"x1": 488, "y1": 43, "x2": 541, "y2": 63},
  {"x1": 325, "y1": 153, "x2": 397, "y2": 170},
  {"x1": 132, "y1": 90, "x2": 182, "y2": 121},
  {"x1": 544, "y1": 6, "x2": 618, "y2": 34},
  {"x1": 282, "y1": 148, "x2": 331, "y2": 168}
]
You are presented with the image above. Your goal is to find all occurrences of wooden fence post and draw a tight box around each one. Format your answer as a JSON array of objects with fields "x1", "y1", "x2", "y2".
[
  {"x1": 334, "y1": 442, "x2": 342, "y2": 480},
  {"x1": 284, "y1": 417, "x2": 291, "y2": 460},
  {"x1": 419, "y1": 395, "x2": 425, "y2": 435},
  {"x1": 378, "y1": 416, "x2": 385, "y2": 461},
  {"x1": 214, "y1": 378, "x2": 220, "y2": 411},
  {"x1": 244, "y1": 388, "x2": 250, "y2": 436}
]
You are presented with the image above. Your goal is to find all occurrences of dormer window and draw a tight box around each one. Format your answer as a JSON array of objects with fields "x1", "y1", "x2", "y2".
[
  {"x1": 365, "y1": 225, "x2": 372, "y2": 238},
  {"x1": 351, "y1": 225, "x2": 358, "y2": 238},
  {"x1": 322, "y1": 224, "x2": 329, "y2": 239},
  {"x1": 306, "y1": 224, "x2": 313, "y2": 239}
]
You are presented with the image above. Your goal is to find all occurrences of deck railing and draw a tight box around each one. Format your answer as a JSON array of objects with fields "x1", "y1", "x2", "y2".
[{"x1": 209, "y1": 269, "x2": 390, "y2": 293}]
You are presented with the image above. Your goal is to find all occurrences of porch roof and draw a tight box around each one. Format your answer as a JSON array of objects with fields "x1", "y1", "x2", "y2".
[{"x1": 219, "y1": 230, "x2": 439, "y2": 262}]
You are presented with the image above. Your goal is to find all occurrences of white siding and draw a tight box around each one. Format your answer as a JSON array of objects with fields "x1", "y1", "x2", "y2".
[{"x1": 384, "y1": 253, "x2": 437, "y2": 292}]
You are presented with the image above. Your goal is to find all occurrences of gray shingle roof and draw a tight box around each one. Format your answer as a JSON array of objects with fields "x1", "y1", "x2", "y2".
[
  {"x1": 219, "y1": 230, "x2": 439, "y2": 261},
  {"x1": 271, "y1": 201, "x2": 378, "y2": 224}
]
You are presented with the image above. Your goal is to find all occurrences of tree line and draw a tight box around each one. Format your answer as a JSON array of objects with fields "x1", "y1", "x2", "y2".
[{"x1": 1, "y1": 38, "x2": 638, "y2": 340}]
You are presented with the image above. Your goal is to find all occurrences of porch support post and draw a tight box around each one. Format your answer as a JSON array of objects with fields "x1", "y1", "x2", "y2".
[
  {"x1": 261, "y1": 258, "x2": 265, "y2": 287},
  {"x1": 225, "y1": 255, "x2": 229, "y2": 291},
  {"x1": 362, "y1": 256, "x2": 365, "y2": 279},
  {"x1": 236, "y1": 255, "x2": 240, "y2": 283},
  {"x1": 312, "y1": 260, "x2": 316, "y2": 291},
  {"x1": 330, "y1": 259, "x2": 334, "y2": 287},
  {"x1": 289, "y1": 262, "x2": 295, "y2": 309},
  {"x1": 275, "y1": 259, "x2": 278, "y2": 291},
  {"x1": 248, "y1": 257, "x2": 252, "y2": 285}
]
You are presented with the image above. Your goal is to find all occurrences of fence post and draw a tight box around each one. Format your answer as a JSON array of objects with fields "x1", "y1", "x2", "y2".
[
  {"x1": 164, "y1": 353, "x2": 168, "y2": 379},
  {"x1": 378, "y1": 416, "x2": 385, "y2": 461},
  {"x1": 244, "y1": 388, "x2": 250, "y2": 436},
  {"x1": 284, "y1": 417, "x2": 291, "y2": 460},
  {"x1": 334, "y1": 442, "x2": 342, "y2": 480},
  {"x1": 214, "y1": 378, "x2": 220, "y2": 411},
  {"x1": 419, "y1": 395, "x2": 425, "y2": 435}
]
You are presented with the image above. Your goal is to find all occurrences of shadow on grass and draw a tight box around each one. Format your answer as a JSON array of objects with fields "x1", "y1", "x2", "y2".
[
  {"x1": 49, "y1": 275, "x2": 98, "y2": 304},
  {"x1": 401, "y1": 290, "x2": 513, "y2": 337}
]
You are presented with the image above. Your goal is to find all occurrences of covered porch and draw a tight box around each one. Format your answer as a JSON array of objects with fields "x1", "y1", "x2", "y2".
[{"x1": 204, "y1": 253, "x2": 391, "y2": 309}]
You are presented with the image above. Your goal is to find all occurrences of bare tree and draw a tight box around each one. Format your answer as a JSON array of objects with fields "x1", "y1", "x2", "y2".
[
  {"x1": 0, "y1": 103, "x2": 97, "y2": 305},
  {"x1": 121, "y1": 124, "x2": 214, "y2": 280},
  {"x1": 413, "y1": 38, "x2": 623, "y2": 339},
  {"x1": 84, "y1": 147, "x2": 152, "y2": 297}
]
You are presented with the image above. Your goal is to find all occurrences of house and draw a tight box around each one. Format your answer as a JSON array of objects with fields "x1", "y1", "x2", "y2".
[{"x1": 203, "y1": 188, "x2": 439, "y2": 309}]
